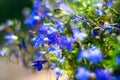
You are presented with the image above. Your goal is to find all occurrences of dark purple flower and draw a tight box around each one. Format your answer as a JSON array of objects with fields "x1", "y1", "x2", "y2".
[{"x1": 32, "y1": 60, "x2": 47, "y2": 71}]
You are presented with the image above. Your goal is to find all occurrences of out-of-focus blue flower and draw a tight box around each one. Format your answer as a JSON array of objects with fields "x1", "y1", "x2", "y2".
[
  {"x1": 116, "y1": 25, "x2": 120, "y2": 30},
  {"x1": 94, "y1": 3, "x2": 103, "y2": 9},
  {"x1": 73, "y1": 29, "x2": 87, "y2": 41},
  {"x1": 0, "y1": 49, "x2": 7, "y2": 56},
  {"x1": 107, "y1": 0, "x2": 114, "y2": 8},
  {"x1": 0, "y1": 25, "x2": 4, "y2": 31},
  {"x1": 6, "y1": 19, "x2": 13, "y2": 26},
  {"x1": 96, "y1": 10, "x2": 105, "y2": 16},
  {"x1": 95, "y1": 69, "x2": 113, "y2": 80},
  {"x1": 77, "y1": 46, "x2": 103, "y2": 64},
  {"x1": 116, "y1": 76, "x2": 120, "y2": 80},
  {"x1": 104, "y1": 27, "x2": 113, "y2": 34},
  {"x1": 34, "y1": 53, "x2": 43, "y2": 59},
  {"x1": 60, "y1": 36, "x2": 73, "y2": 52},
  {"x1": 87, "y1": 46, "x2": 103, "y2": 64},
  {"x1": 5, "y1": 34, "x2": 18, "y2": 40},
  {"x1": 33, "y1": 35, "x2": 45, "y2": 48},
  {"x1": 57, "y1": 57, "x2": 66, "y2": 64},
  {"x1": 54, "y1": 67, "x2": 64, "y2": 77},
  {"x1": 56, "y1": 2, "x2": 75, "y2": 15},
  {"x1": 4, "y1": 39, "x2": 15, "y2": 46},
  {"x1": 75, "y1": 67, "x2": 90, "y2": 80},
  {"x1": 116, "y1": 56, "x2": 120, "y2": 65},
  {"x1": 50, "y1": 63, "x2": 57, "y2": 69},
  {"x1": 32, "y1": 60, "x2": 47, "y2": 71},
  {"x1": 77, "y1": 49, "x2": 89, "y2": 61}
]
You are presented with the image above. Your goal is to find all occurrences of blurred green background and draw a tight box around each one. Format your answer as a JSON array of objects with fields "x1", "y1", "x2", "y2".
[
  {"x1": 0, "y1": 0, "x2": 32, "y2": 46},
  {"x1": 0, "y1": 0, "x2": 32, "y2": 23}
]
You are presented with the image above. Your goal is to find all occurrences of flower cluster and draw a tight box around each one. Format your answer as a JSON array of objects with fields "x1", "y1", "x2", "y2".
[{"x1": 0, "y1": 0, "x2": 120, "y2": 80}]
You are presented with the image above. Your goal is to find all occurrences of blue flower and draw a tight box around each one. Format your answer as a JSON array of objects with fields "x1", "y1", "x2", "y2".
[
  {"x1": 55, "y1": 21, "x2": 65, "y2": 33},
  {"x1": 116, "y1": 56, "x2": 120, "y2": 65},
  {"x1": 60, "y1": 36, "x2": 73, "y2": 52},
  {"x1": 77, "y1": 49, "x2": 88, "y2": 61},
  {"x1": 73, "y1": 29, "x2": 87, "y2": 41},
  {"x1": 5, "y1": 34, "x2": 18, "y2": 40},
  {"x1": 33, "y1": 35, "x2": 45, "y2": 48},
  {"x1": 50, "y1": 63, "x2": 57, "y2": 69},
  {"x1": 96, "y1": 10, "x2": 105, "y2": 16},
  {"x1": 87, "y1": 46, "x2": 103, "y2": 64},
  {"x1": 56, "y1": 2, "x2": 75, "y2": 15},
  {"x1": 32, "y1": 60, "x2": 47, "y2": 71},
  {"x1": 0, "y1": 49, "x2": 7, "y2": 57},
  {"x1": 95, "y1": 69, "x2": 113, "y2": 80},
  {"x1": 0, "y1": 25, "x2": 4, "y2": 31},
  {"x1": 54, "y1": 67, "x2": 64, "y2": 77},
  {"x1": 34, "y1": 53, "x2": 43, "y2": 59},
  {"x1": 107, "y1": 0, "x2": 114, "y2": 8},
  {"x1": 75, "y1": 67, "x2": 90, "y2": 80},
  {"x1": 77, "y1": 46, "x2": 103, "y2": 64},
  {"x1": 48, "y1": 47, "x2": 62, "y2": 58}
]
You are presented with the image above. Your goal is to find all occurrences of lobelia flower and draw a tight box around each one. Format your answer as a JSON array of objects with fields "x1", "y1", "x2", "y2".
[
  {"x1": 116, "y1": 56, "x2": 120, "y2": 65},
  {"x1": 50, "y1": 63, "x2": 57, "y2": 69},
  {"x1": 73, "y1": 29, "x2": 87, "y2": 41},
  {"x1": 5, "y1": 33, "x2": 18, "y2": 40},
  {"x1": 6, "y1": 19, "x2": 13, "y2": 26},
  {"x1": 34, "y1": 53, "x2": 43, "y2": 59},
  {"x1": 0, "y1": 49, "x2": 7, "y2": 57},
  {"x1": 60, "y1": 36, "x2": 73, "y2": 52},
  {"x1": 95, "y1": 69, "x2": 113, "y2": 80},
  {"x1": 0, "y1": 25, "x2": 4, "y2": 32},
  {"x1": 107, "y1": 0, "x2": 114, "y2": 8},
  {"x1": 48, "y1": 47, "x2": 62, "y2": 58},
  {"x1": 55, "y1": 21, "x2": 65, "y2": 33},
  {"x1": 56, "y1": 2, "x2": 75, "y2": 15},
  {"x1": 77, "y1": 49, "x2": 89, "y2": 61},
  {"x1": 25, "y1": 0, "x2": 50, "y2": 29},
  {"x1": 33, "y1": 35, "x2": 45, "y2": 48},
  {"x1": 87, "y1": 46, "x2": 103, "y2": 64},
  {"x1": 75, "y1": 67, "x2": 91, "y2": 80},
  {"x1": 54, "y1": 67, "x2": 64, "y2": 77},
  {"x1": 96, "y1": 10, "x2": 106, "y2": 16},
  {"x1": 77, "y1": 46, "x2": 103, "y2": 64},
  {"x1": 32, "y1": 60, "x2": 47, "y2": 71}
]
